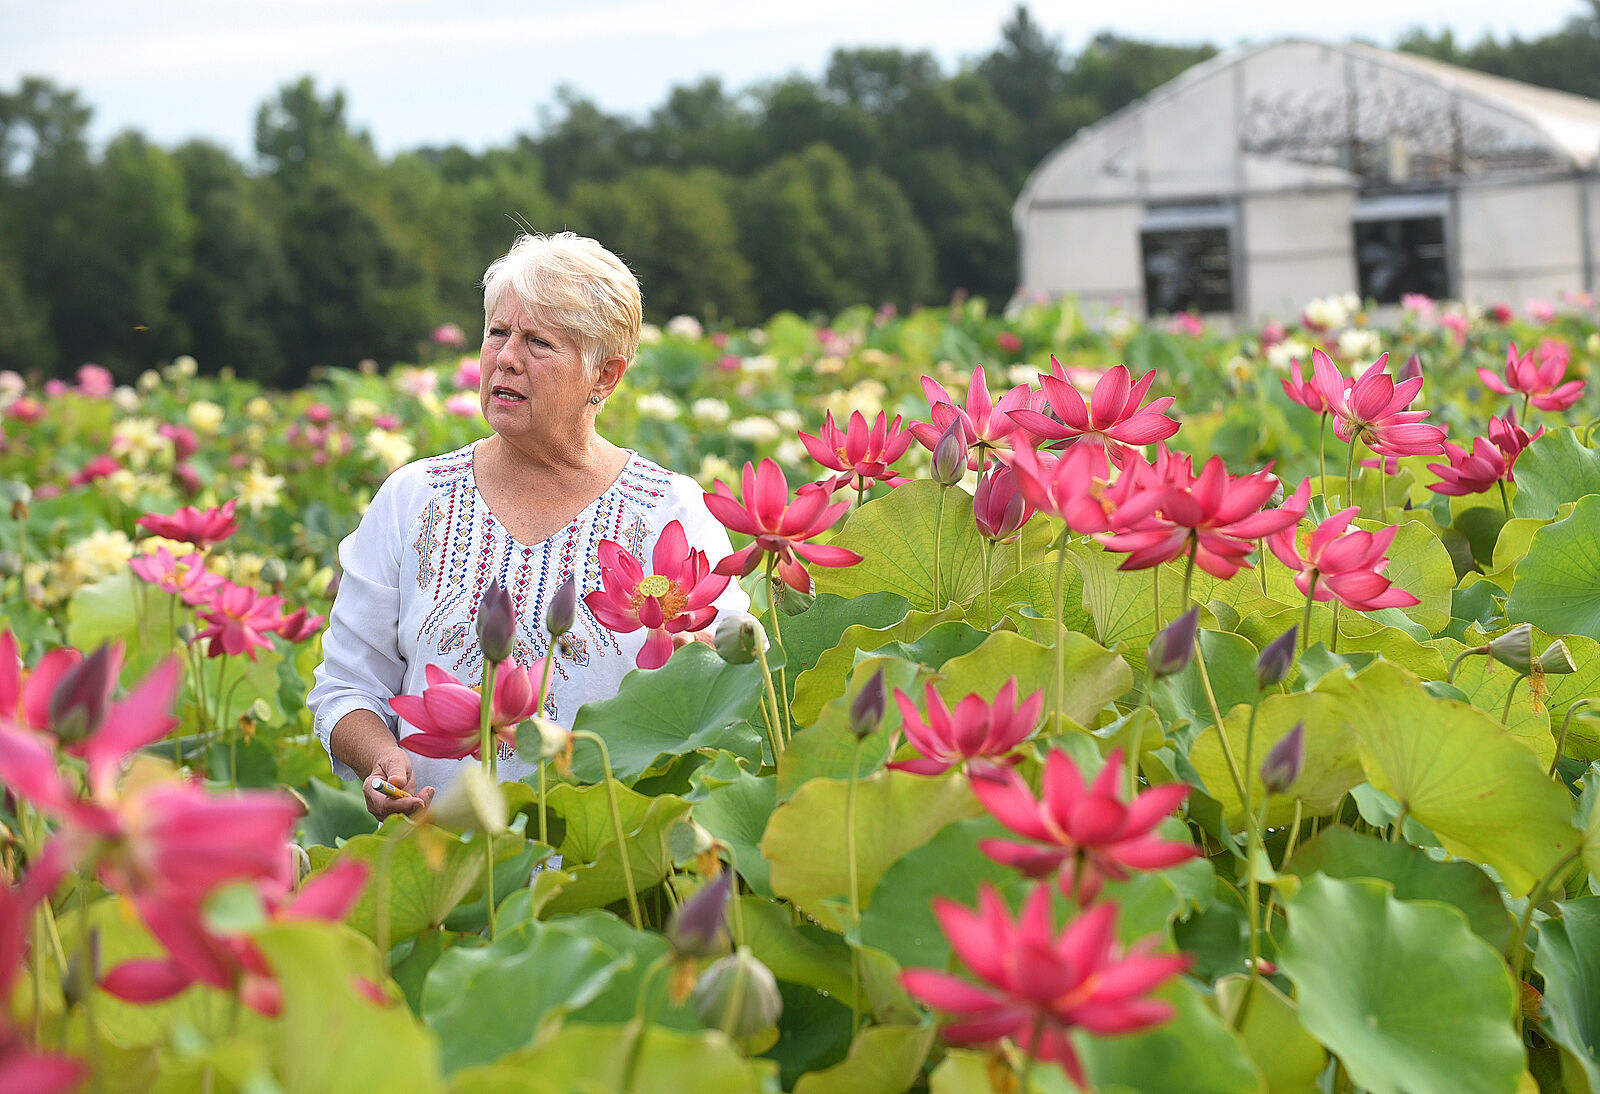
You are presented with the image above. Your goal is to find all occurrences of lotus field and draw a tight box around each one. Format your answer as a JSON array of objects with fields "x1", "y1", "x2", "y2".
[{"x1": 8, "y1": 292, "x2": 1600, "y2": 1094}]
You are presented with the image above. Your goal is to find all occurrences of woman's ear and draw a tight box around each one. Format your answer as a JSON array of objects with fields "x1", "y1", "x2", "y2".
[{"x1": 595, "y1": 354, "x2": 630, "y2": 401}]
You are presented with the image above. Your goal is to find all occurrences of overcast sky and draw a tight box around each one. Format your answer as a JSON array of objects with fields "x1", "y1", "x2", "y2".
[{"x1": 3, "y1": 0, "x2": 1592, "y2": 161}]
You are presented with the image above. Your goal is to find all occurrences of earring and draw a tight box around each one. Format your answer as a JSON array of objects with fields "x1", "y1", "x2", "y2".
[{"x1": 589, "y1": 395, "x2": 602, "y2": 405}]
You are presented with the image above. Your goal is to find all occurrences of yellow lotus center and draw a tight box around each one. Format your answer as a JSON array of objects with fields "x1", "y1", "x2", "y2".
[{"x1": 637, "y1": 575, "x2": 673, "y2": 598}]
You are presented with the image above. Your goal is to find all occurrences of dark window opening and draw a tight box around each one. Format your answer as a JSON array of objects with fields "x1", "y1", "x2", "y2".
[
  {"x1": 1141, "y1": 227, "x2": 1234, "y2": 316},
  {"x1": 1354, "y1": 216, "x2": 1449, "y2": 303}
]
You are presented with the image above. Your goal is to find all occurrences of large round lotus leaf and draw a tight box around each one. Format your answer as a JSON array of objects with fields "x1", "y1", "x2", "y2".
[
  {"x1": 932, "y1": 628, "x2": 1130, "y2": 732},
  {"x1": 1215, "y1": 974, "x2": 1326, "y2": 1094},
  {"x1": 538, "y1": 782, "x2": 694, "y2": 916},
  {"x1": 1280, "y1": 876, "x2": 1523, "y2": 1094},
  {"x1": 762, "y1": 767, "x2": 983, "y2": 932},
  {"x1": 255, "y1": 922, "x2": 443, "y2": 1094},
  {"x1": 1531, "y1": 897, "x2": 1600, "y2": 1094},
  {"x1": 778, "y1": 655, "x2": 924, "y2": 800},
  {"x1": 449, "y1": 1021, "x2": 776, "y2": 1094},
  {"x1": 1284, "y1": 827, "x2": 1511, "y2": 948},
  {"x1": 422, "y1": 917, "x2": 630, "y2": 1073},
  {"x1": 1507, "y1": 494, "x2": 1600, "y2": 638},
  {"x1": 1510, "y1": 428, "x2": 1600, "y2": 519},
  {"x1": 815, "y1": 479, "x2": 1051, "y2": 611},
  {"x1": 791, "y1": 607, "x2": 972, "y2": 724},
  {"x1": 791, "y1": 1025, "x2": 935, "y2": 1094},
  {"x1": 1076, "y1": 980, "x2": 1261, "y2": 1094},
  {"x1": 1342, "y1": 660, "x2": 1578, "y2": 895},
  {"x1": 306, "y1": 818, "x2": 491, "y2": 944},
  {"x1": 1358, "y1": 516, "x2": 1454, "y2": 634},
  {"x1": 568, "y1": 644, "x2": 764, "y2": 783}
]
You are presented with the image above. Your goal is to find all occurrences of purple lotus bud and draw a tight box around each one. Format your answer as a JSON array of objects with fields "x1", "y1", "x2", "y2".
[
  {"x1": 930, "y1": 418, "x2": 967, "y2": 486},
  {"x1": 1147, "y1": 607, "x2": 1199, "y2": 680},
  {"x1": 50, "y1": 643, "x2": 119, "y2": 744},
  {"x1": 692, "y1": 948, "x2": 783, "y2": 1037},
  {"x1": 1488, "y1": 624, "x2": 1533, "y2": 675},
  {"x1": 1256, "y1": 626, "x2": 1298, "y2": 688},
  {"x1": 476, "y1": 578, "x2": 516, "y2": 664},
  {"x1": 849, "y1": 668, "x2": 887, "y2": 740},
  {"x1": 1399, "y1": 353, "x2": 1424, "y2": 384},
  {"x1": 666, "y1": 869, "x2": 732, "y2": 958},
  {"x1": 1260, "y1": 722, "x2": 1305, "y2": 796},
  {"x1": 545, "y1": 575, "x2": 577, "y2": 639},
  {"x1": 325, "y1": 569, "x2": 343, "y2": 599}
]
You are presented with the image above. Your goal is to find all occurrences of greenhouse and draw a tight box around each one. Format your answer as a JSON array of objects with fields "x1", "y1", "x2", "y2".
[{"x1": 1014, "y1": 38, "x2": 1600, "y2": 319}]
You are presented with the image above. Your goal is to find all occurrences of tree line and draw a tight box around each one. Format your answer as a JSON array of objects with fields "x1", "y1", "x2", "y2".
[{"x1": 2, "y1": 4, "x2": 1598, "y2": 387}]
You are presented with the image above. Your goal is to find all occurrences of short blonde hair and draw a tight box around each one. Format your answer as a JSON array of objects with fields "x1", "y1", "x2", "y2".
[{"x1": 481, "y1": 232, "x2": 643, "y2": 374}]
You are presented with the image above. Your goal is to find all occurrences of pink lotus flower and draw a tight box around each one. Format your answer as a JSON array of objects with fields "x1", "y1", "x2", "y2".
[
  {"x1": 6, "y1": 396, "x2": 44, "y2": 424},
  {"x1": 158, "y1": 423, "x2": 198, "y2": 460},
  {"x1": 445, "y1": 392, "x2": 480, "y2": 416},
  {"x1": 1440, "y1": 312, "x2": 1470, "y2": 346},
  {"x1": 798, "y1": 410, "x2": 913, "y2": 493},
  {"x1": 0, "y1": 845, "x2": 85, "y2": 1094},
  {"x1": 1282, "y1": 351, "x2": 1336, "y2": 414},
  {"x1": 1316, "y1": 353, "x2": 1445, "y2": 458},
  {"x1": 970, "y1": 748, "x2": 1199, "y2": 903},
  {"x1": 971, "y1": 465, "x2": 1035, "y2": 543},
  {"x1": 585, "y1": 519, "x2": 731, "y2": 669},
  {"x1": 102, "y1": 860, "x2": 369, "y2": 1018},
  {"x1": 902, "y1": 885, "x2": 1189, "y2": 1087},
  {"x1": 1478, "y1": 340, "x2": 1585, "y2": 412},
  {"x1": 1489, "y1": 303, "x2": 1514, "y2": 324},
  {"x1": 1401, "y1": 293, "x2": 1436, "y2": 321},
  {"x1": 196, "y1": 582, "x2": 286, "y2": 660},
  {"x1": 909, "y1": 366, "x2": 1038, "y2": 471},
  {"x1": 130, "y1": 547, "x2": 226, "y2": 606},
  {"x1": 303, "y1": 403, "x2": 332, "y2": 425},
  {"x1": 995, "y1": 331, "x2": 1023, "y2": 354},
  {"x1": 274, "y1": 607, "x2": 327, "y2": 643},
  {"x1": 1170, "y1": 312, "x2": 1204, "y2": 337},
  {"x1": 389, "y1": 661, "x2": 546, "y2": 760},
  {"x1": 453, "y1": 359, "x2": 481, "y2": 390},
  {"x1": 704, "y1": 459, "x2": 862, "y2": 593},
  {"x1": 137, "y1": 498, "x2": 241, "y2": 547},
  {"x1": 888, "y1": 678, "x2": 1042, "y2": 776},
  {"x1": 1268, "y1": 508, "x2": 1420, "y2": 612},
  {"x1": 1099, "y1": 450, "x2": 1309, "y2": 579},
  {"x1": 75, "y1": 364, "x2": 114, "y2": 398},
  {"x1": 1009, "y1": 361, "x2": 1180, "y2": 457},
  {"x1": 1427, "y1": 412, "x2": 1541, "y2": 497},
  {"x1": 1525, "y1": 299, "x2": 1556, "y2": 324},
  {"x1": 1008, "y1": 442, "x2": 1155, "y2": 537},
  {"x1": 1260, "y1": 321, "x2": 1286, "y2": 349},
  {"x1": 431, "y1": 322, "x2": 467, "y2": 347},
  {"x1": 69, "y1": 454, "x2": 119, "y2": 487},
  {"x1": 0, "y1": 631, "x2": 82, "y2": 734}
]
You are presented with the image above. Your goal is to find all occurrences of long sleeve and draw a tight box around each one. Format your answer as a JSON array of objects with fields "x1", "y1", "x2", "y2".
[{"x1": 307, "y1": 475, "x2": 409, "y2": 780}]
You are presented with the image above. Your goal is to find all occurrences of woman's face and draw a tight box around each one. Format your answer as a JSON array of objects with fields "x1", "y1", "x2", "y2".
[{"x1": 478, "y1": 300, "x2": 592, "y2": 445}]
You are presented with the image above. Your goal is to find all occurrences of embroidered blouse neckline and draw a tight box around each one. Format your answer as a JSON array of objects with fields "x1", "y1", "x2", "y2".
[{"x1": 465, "y1": 440, "x2": 639, "y2": 550}]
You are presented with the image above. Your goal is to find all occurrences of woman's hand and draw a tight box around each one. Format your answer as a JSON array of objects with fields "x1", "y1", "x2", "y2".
[
  {"x1": 671, "y1": 629, "x2": 716, "y2": 654},
  {"x1": 364, "y1": 745, "x2": 435, "y2": 820}
]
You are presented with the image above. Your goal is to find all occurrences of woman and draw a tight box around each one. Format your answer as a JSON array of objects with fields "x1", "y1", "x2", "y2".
[{"x1": 308, "y1": 232, "x2": 749, "y2": 819}]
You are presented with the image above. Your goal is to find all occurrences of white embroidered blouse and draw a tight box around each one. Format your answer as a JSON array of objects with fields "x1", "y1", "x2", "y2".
[{"x1": 308, "y1": 440, "x2": 751, "y2": 791}]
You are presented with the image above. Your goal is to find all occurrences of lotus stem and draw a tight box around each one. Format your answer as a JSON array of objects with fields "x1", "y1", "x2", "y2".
[
  {"x1": 1551, "y1": 700, "x2": 1592, "y2": 778},
  {"x1": 762, "y1": 560, "x2": 793, "y2": 743},
  {"x1": 1507, "y1": 848, "x2": 1582, "y2": 1036},
  {"x1": 1194, "y1": 638, "x2": 1250, "y2": 831},
  {"x1": 1498, "y1": 479, "x2": 1511, "y2": 520},
  {"x1": 753, "y1": 640, "x2": 786, "y2": 759},
  {"x1": 1447, "y1": 646, "x2": 1485, "y2": 684},
  {"x1": 981, "y1": 537, "x2": 993, "y2": 630},
  {"x1": 1344, "y1": 436, "x2": 1357, "y2": 511},
  {"x1": 1180, "y1": 538, "x2": 1198, "y2": 608},
  {"x1": 1152, "y1": 563, "x2": 1162, "y2": 633},
  {"x1": 536, "y1": 762, "x2": 549, "y2": 846},
  {"x1": 1317, "y1": 412, "x2": 1329, "y2": 498},
  {"x1": 573, "y1": 729, "x2": 643, "y2": 930},
  {"x1": 620, "y1": 953, "x2": 674, "y2": 1091},
  {"x1": 1053, "y1": 528, "x2": 1067, "y2": 732},
  {"x1": 932, "y1": 485, "x2": 947, "y2": 609},
  {"x1": 1300, "y1": 578, "x2": 1318, "y2": 654},
  {"x1": 845, "y1": 738, "x2": 864, "y2": 1037},
  {"x1": 478, "y1": 659, "x2": 498, "y2": 938},
  {"x1": 1330, "y1": 600, "x2": 1342, "y2": 654},
  {"x1": 1501, "y1": 675, "x2": 1524, "y2": 726}
]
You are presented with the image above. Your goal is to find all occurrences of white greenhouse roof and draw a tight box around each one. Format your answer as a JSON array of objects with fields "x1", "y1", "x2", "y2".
[{"x1": 1017, "y1": 38, "x2": 1600, "y2": 218}]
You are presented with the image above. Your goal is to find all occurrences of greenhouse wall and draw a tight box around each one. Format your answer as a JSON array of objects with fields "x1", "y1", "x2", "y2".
[
  {"x1": 1458, "y1": 178, "x2": 1589, "y2": 302},
  {"x1": 1241, "y1": 190, "x2": 1359, "y2": 318}
]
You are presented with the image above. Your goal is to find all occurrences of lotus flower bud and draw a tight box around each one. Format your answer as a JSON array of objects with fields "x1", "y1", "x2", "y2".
[
  {"x1": 426, "y1": 763, "x2": 507, "y2": 835},
  {"x1": 773, "y1": 578, "x2": 814, "y2": 617},
  {"x1": 1488, "y1": 624, "x2": 1533, "y2": 675},
  {"x1": 516, "y1": 715, "x2": 571, "y2": 762},
  {"x1": 930, "y1": 419, "x2": 967, "y2": 486},
  {"x1": 1538, "y1": 640, "x2": 1577, "y2": 675},
  {"x1": 1256, "y1": 626, "x2": 1298, "y2": 689},
  {"x1": 1260, "y1": 722, "x2": 1305, "y2": 796},
  {"x1": 1399, "y1": 353, "x2": 1424, "y2": 385},
  {"x1": 476, "y1": 578, "x2": 516, "y2": 664},
  {"x1": 325, "y1": 569, "x2": 343, "y2": 599},
  {"x1": 49, "y1": 643, "x2": 119, "y2": 744},
  {"x1": 1147, "y1": 607, "x2": 1199, "y2": 680},
  {"x1": 849, "y1": 668, "x2": 887, "y2": 741},
  {"x1": 692, "y1": 947, "x2": 783, "y2": 1038},
  {"x1": 666, "y1": 869, "x2": 732, "y2": 958},
  {"x1": 259, "y1": 558, "x2": 288, "y2": 587},
  {"x1": 714, "y1": 613, "x2": 764, "y2": 664},
  {"x1": 545, "y1": 575, "x2": 577, "y2": 638}
]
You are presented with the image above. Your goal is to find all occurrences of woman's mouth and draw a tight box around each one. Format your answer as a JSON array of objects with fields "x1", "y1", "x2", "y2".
[{"x1": 491, "y1": 386, "x2": 527, "y2": 403}]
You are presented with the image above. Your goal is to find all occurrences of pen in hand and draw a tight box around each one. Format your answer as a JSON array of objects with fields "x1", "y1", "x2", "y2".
[{"x1": 370, "y1": 777, "x2": 409, "y2": 801}]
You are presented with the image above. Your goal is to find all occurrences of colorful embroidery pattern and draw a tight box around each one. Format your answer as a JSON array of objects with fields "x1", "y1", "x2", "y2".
[{"x1": 413, "y1": 499, "x2": 444, "y2": 590}]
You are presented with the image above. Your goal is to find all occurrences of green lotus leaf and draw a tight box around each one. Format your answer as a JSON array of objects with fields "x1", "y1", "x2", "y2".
[
  {"x1": 1510, "y1": 427, "x2": 1600, "y2": 519},
  {"x1": 1531, "y1": 897, "x2": 1600, "y2": 1094},
  {"x1": 692, "y1": 766, "x2": 779, "y2": 897},
  {"x1": 791, "y1": 1024, "x2": 935, "y2": 1094},
  {"x1": 790, "y1": 607, "x2": 972, "y2": 725},
  {"x1": 975, "y1": 558, "x2": 1094, "y2": 640},
  {"x1": 1507, "y1": 494, "x2": 1600, "y2": 638},
  {"x1": 1077, "y1": 980, "x2": 1261, "y2": 1094},
  {"x1": 932, "y1": 628, "x2": 1131, "y2": 732},
  {"x1": 762, "y1": 767, "x2": 982, "y2": 931},
  {"x1": 778, "y1": 655, "x2": 924, "y2": 799},
  {"x1": 568, "y1": 643, "x2": 764, "y2": 784},
  {"x1": 1215, "y1": 974, "x2": 1327, "y2": 1094},
  {"x1": 778, "y1": 591, "x2": 911, "y2": 695},
  {"x1": 737, "y1": 895, "x2": 854, "y2": 1000},
  {"x1": 815, "y1": 479, "x2": 1051, "y2": 610},
  {"x1": 1280, "y1": 875, "x2": 1523, "y2": 1094},
  {"x1": 538, "y1": 782, "x2": 694, "y2": 915},
  {"x1": 448, "y1": 1021, "x2": 775, "y2": 1093}
]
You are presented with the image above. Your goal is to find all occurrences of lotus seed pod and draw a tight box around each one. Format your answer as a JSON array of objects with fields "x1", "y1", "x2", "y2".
[
  {"x1": 714, "y1": 613, "x2": 764, "y2": 665},
  {"x1": 1537, "y1": 640, "x2": 1578, "y2": 675},
  {"x1": 692, "y1": 947, "x2": 783, "y2": 1038},
  {"x1": 259, "y1": 558, "x2": 288, "y2": 586},
  {"x1": 1488, "y1": 624, "x2": 1533, "y2": 675},
  {"x1": 516, "y1": 715, "x2": 571, "y2": 763}
]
